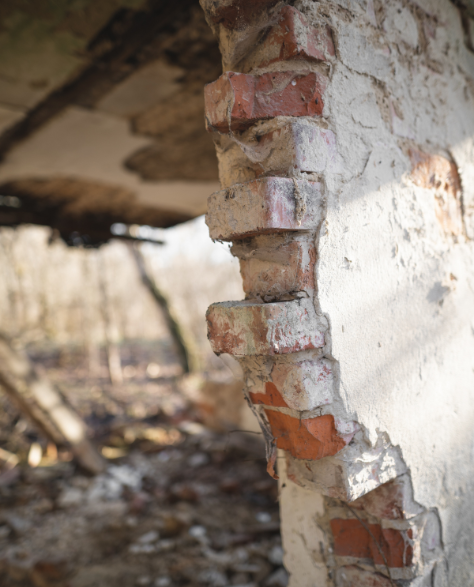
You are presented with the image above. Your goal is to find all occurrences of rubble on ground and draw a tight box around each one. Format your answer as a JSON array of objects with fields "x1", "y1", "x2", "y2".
[{"x1": 0, "y1": 342, "x2": 285, "y2": 587}]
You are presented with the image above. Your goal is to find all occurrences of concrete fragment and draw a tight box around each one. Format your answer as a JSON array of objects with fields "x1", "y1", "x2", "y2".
[
  {"x1": 129, "y1": 543, "x2": 156, "y2": 555},
  {"x1": 197, "y1": 568, "x2": 227, "y2": 586}
]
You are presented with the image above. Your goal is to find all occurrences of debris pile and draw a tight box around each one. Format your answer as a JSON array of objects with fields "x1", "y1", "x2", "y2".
[{"x1": 0, "y1": 342, "x2": 285, "y2": 587}]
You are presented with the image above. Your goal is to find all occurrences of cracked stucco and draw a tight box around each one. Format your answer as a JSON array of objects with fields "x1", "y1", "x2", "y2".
[{"x1": 286, "y1": 0, "x2": 474, "y2": 584}]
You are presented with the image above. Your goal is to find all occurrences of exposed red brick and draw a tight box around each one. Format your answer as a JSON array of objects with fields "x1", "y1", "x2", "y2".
[
  {"x1": 209, "y1": 0, "x2": 279, "y2": 30},
  {"x1": 274, "y1": 6, "x2": 335, "y2": 62},
  {"x1": 351, "y1": 481, "x2": 404, "y2": 520},
  {"x1": 409, "y1": 149, "x2": 463, "y2": 236},
  {"x1": 250, "y1": 381, "x2": 289, "y2": 408},
  {"x1": 265, "y1": 411, "x2": 347, "y2": 460},
  {"x1": 246, "y1": 6, "x2": 335, "y2": 70},
  {"x1": 351, "y1": 476, "x2": 421, "y2": 520},
  {"x1": 247, "y1": 121, "x2": 336, "y2": 176},
  {"x1": 206, "y1": 178, "x2": 323, "y2": 242},
  {"x1": 235, "y1": 237, "x2": 316, "y2": 300},
  {"x1": 330, "y1": 518, "x2": 413, "y2": 568},
  {"x1": 205, "y1": 71, "x2": 326, "y2": 133},
  {"x1": 206, "y1": 300, "x2": 325, "y2": 356}
]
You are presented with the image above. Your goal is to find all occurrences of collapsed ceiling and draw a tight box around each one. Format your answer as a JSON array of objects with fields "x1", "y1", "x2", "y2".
[{"x1": 0, "y1": 0, "x2": 222, "y2": 245}]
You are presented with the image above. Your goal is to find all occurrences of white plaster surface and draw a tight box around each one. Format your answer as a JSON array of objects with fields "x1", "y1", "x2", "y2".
[
  {"x1": 279, "y1": 454, "x2": 329, "y2": 587},
  {"x1": 291, "y1": 0, "x2": 474, "y2": 583}
]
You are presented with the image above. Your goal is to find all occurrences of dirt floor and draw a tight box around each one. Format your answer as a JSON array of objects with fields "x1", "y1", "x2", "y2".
[{"x1": 0, "y1": 341, "x2": 285, "y2": 587}]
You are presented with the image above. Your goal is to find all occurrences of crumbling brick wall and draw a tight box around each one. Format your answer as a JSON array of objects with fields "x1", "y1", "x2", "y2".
[{"x1": 200, "y1": 0, "x2": 474, "y2": 585}]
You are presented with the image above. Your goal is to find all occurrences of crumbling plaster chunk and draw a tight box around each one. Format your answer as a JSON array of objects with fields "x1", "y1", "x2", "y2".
[
  {"x1": 0, "y1": 27, "x2": 85, "y2": 110},
  {"x1": 270, "y1": 357, "x2": 334, "y2": 411},
  {"x1": 286, "y1": 440, "x2": 407, "y2": 502}
]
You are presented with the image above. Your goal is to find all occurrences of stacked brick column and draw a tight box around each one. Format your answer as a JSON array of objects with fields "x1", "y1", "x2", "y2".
[{"x1": 200, "y1": 2, "x2": 443, "y2": 585}]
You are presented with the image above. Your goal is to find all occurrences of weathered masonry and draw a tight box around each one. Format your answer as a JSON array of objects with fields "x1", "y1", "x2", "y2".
[{"x1": 201, "y1": 1, "x2": 474, "y2": 585}]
